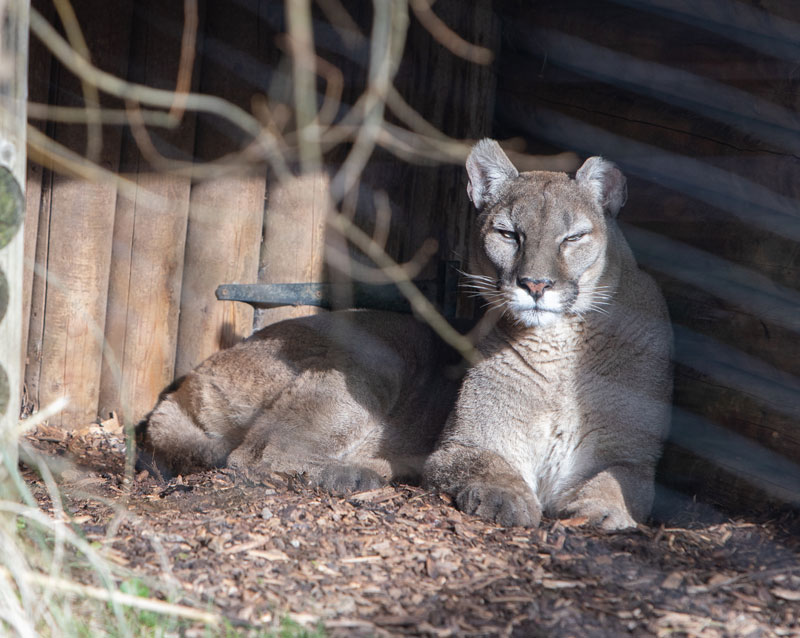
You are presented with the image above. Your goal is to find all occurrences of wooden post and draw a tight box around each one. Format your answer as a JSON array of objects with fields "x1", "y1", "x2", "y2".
[{"x1": 0, "y1": 0, "x2": 28, "y2": 496}]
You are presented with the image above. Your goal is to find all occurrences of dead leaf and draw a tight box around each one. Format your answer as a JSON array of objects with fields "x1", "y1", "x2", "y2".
[
  {"x1": 350, "y1": 486, "x2": 397, "y2": 502},
  {"x1": 223, "y1": 535, "x2": 269, "y2": 554},
  {"x1": 771, "y1": 587, "x2": 800, "y2": 602},
  {"x1": 287, "y1": 613, "x2": 318, "y2": 626},
  {"x1": 61, "y1": 469, "x2": 83, "y2": 483},
  {"x1": 74, "y1": 477, "x2": 106, "y2": 489},
  {"x1": 100, "y1": 412, "x2": 124, "y2": 436},
  {"x1": 707, "y1": 574, "x2": 731, "y2": 588},
  {"x1": 248, "y1": 549, "x2": 289, "y2": 562},
  {"x1": 340, "y1": 555, "x2": 381, "y2": 564},
  {"x1": 559, "y1": 516, "x2": 589, "y2": 527},
  {"x1": 370, "y1": 540, "x2": 395, "y2": 557},
  {"x1": 542, "y1": 579, "x2": 581, "y2": 589},
  {"x1": 661, "y1": 572, "x2": 683, "y2": 590}
]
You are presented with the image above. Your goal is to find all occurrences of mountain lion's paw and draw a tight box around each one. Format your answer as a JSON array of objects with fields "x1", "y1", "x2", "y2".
[
  {"x1": 316, "y1": 464, "x2": 386, "y2": 494},
  {"x1": 569, "y1": 500, "x2": 638, "y2": 531},
  {"x1": 456, "y1": 484, "x2": 541, "y2": 527}
]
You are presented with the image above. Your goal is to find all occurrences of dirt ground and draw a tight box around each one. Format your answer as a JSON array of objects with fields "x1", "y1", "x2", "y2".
[{"x1": 20, "y1": 419, "x2": 800, "y2": 638}]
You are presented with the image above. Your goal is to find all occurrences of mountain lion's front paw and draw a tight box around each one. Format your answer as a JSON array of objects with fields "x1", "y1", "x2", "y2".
[
  {"x1": 456, "y1": 484, "x2": 541, "y2": 527},
  {"x1": 316, "y1": 464, "x2": 386, "y2": 494}
]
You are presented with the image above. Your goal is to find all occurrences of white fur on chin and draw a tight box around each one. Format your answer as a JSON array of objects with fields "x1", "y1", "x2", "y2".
[
  {"x1": 512, "y1": 308, "x2": 561, "y2": 328},
  {"x1": 508, "y1": 289, "x2": 563, "y2": 327}
]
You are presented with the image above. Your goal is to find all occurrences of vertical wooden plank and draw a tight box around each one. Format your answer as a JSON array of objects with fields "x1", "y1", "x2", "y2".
[
  {"x1": 176, "y1": 175, "x2": 265, "y2": 376},
  {"x1": 22, "y1": 143, "x2": 50, "y2": 418},
  {"x1": 174, "y1": 0, "x2": 270, "y2": 376},
  {"x1": 26, "y1": 0, "x2": 133, "y2": 428},
  {"x1": 254, "y1": 173, "x2": 328, "y2": 329},
  {"x1": 22, "y1": 164, "x2": 43, "y2": 385},
  {"x1": 98, "y1": 0, "x2": 199, "y2": 423},
  {"x1": 21, "y1": 0, "x2": 52, "y2": 409},
  {"x1": 0, "y1": 0, "x2": 28, "y2": 484}
]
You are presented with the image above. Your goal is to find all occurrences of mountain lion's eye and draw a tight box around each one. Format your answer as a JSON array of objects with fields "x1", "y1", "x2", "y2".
[
  {"x1": 497, "y1": 229, "x2": 519, "y2": 241},
  {"x1": 564, "y1": 232, "x2": 586, "y2": 243}
]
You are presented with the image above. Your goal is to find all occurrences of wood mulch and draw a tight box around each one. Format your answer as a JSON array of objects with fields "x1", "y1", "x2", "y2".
[{"x1": 19, "y1": 419, "x2": 800, "y2": 638}]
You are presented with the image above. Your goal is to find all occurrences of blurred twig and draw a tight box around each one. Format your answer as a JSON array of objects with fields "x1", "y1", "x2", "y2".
[
  {"x1": 329, "y1": 211, "x2": 479, "y2": 364},
  {"x1": 331, "y1": 0, "x2": 409, "y2": 200},
  {"x1": 0, "y1": 567, "x2": 220, "y2": 625},
  {"x1": 27, "y1": 102, "x2": 177, "y2": 127},
  {"x1": 409, "y1": 0, "x2": 494, "y2": 65},
  {"x1": 169, "y1": 0, "x2": 199, "y2": 120},
  {"x1": 29, "y1": 7, "x2": 289, "y2": 179},
  {"x1": 286, "y1": 0, "x2": 322, "y2": 173}
]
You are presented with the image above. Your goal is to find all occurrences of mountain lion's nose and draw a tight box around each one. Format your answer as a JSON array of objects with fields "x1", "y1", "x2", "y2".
[{"x1": 518, "y1": 278, "x2": 553, "y2": 300}]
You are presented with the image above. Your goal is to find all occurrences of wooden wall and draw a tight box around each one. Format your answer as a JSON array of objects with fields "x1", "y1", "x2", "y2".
[
  {"x1": 23, "y1": 0, "x2": 499, "y2": 426},
  {"x1": 25, "y1": 0, "x2": 284, "y2": 426},
  {"x1": 494, "y1": 0, "x2": 800, "y2": 513},
  {"x1": 24, "y1": 0, "x2": 799, "y2": 514}
]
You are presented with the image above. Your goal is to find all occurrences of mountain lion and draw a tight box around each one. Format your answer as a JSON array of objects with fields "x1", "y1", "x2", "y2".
[
  {"x1": 135, "y1": 310, "x2": 460, "y2": 491},
  {"x1": 424, "y1": 139, "x2": 672, "y2": 530},
  {"x1": 137, "y1": 139, "x2": 671, "y2": 530}
]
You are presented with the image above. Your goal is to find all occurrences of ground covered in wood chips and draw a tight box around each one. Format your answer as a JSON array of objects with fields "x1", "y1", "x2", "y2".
[{"x1": 20, "y1": 420, "x2": 800, "y2": 638}]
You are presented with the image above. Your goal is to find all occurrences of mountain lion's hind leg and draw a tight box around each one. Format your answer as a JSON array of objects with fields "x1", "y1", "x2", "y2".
[
  {"x1": 227, "y1": 436, "x2": 389, "y2": 494},
  {"x1": 135, "y1": 394, "x2": 234, "y2": 481},
  {"x1": 558, "y1": 464, "x2": 654, "y2": 531},
  {"x1": 226, "y1": 394, "x2": 392, "y2": 494}
]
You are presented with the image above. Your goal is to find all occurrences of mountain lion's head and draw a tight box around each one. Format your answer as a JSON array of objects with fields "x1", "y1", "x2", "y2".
[{"x1": 464, "y1": 139, "x2": 628, "y2": 328}]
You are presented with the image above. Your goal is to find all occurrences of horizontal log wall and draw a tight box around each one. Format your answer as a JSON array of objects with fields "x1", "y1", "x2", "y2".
[{"x1": 494, "y1": 0, "x2": 800, "y2": 513}]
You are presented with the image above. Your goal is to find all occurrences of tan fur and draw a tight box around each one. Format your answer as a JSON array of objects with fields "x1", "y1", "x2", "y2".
[
  {"x1": 423, "y1": 140, "x2": 672, "y2": 530},
  {"x1": 136, "y1": 310, "x2": 459, "y2": 491}
]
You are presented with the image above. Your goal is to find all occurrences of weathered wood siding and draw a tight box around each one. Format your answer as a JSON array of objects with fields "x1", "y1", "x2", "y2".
[
  {"x1": 494, "y1": 0, "x2": 800, "y2": 512},
  {"x1": 97, "y1": 0, "x2": 199, "y2": 423},
  {"x1": 25, "y1": 0, "x2": 133, "y2": 428},
  {"x1": 23, "y1": 0, "x2": 499, "y2": 424}
]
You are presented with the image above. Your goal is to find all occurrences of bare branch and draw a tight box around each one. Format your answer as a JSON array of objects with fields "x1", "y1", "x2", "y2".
[
  {"x1": 286, "y1": 0, "x2": 322, "y2": 173},
  {"x1": 409, "y1": 0, "x2": 494, "y2": 65},
  {"x1": 315, "y1": 0, "x2": 363, "y2": 48},
  {"x1": 169, "y1": 0, "x2": 199, "y2": 120},
  {"x1": 329, "y1": 211, "x2": 480, "y2": 365},
  {"x1": 274, "y1": 34, "x2": 345, "y2": 130},
  {"x1": 29, "y1": 7, "x2": 290, "y2": 179},
  {"x1": 27, "y1": 103, "x2": 177, "y2": 127},
  {"x1": 331, "y1": 0, "x2": 409, "y2": 201}
]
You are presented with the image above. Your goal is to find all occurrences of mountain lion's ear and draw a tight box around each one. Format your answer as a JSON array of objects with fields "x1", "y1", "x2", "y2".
[
  {"x1": 576, "y1": 157, "x2": 627, "y2": 218},
  {"x1": 466, "y1": 139, "x2": 519, "y2": 210}
]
